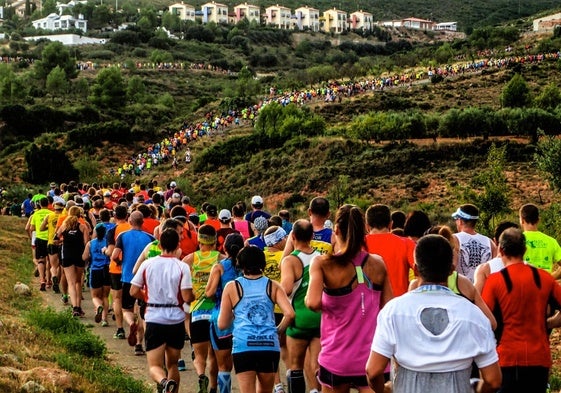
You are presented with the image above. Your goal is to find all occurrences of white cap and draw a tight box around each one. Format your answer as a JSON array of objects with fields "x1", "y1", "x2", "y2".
[
  {"x1": 219, "y1": 209, "x2": 232, "y2": 221},
  {"x1": 170, "y1": 181, "x2": 177, "y2": 188},
  {"x1": 172, "y1": 193, "x2": 181, "y2": 199},
  {"x1": 251, "y1": 195, "x2": 263, "y2": 206}
]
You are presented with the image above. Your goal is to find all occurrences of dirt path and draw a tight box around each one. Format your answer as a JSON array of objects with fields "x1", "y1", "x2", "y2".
[{"x1": 42, "y1": 283, "x2": 238, "y2": 393}]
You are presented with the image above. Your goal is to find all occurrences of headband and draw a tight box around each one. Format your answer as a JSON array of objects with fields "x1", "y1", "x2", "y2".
[
  {"x1": 198, "y1": 233, "x2": 216, "y2": 245},
  {"x1": 451, "y1": 208, "x2": 479, "y2": 220},
  {"x1": 264, "y1": 227, "x2": 287, "y2": 247}
]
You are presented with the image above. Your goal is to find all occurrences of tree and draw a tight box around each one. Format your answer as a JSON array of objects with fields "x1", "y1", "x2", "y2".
[
  {"x1": 88, "y1": 67, "x2": 126, "y2": 108},
  {"x1": 126, "y1": 75, "x2": 147, "y2": 104},
  {"x1": 150, "y1": 49, "x2": 173, "y2": 64},
  {"x1": 500, "y1": 73, "x2": 531, "y2": 108},
  {"x1": 25, "y1": 143, "x2": 79, "y2": 184},
  {"x1": 534, "y1": 83, "x2": 561, "y2": 111},
  {"x1": 34, "y1": 41, "x2": 77, "y2": 82},
  {"x1": 535, "y1": 136, "x2": 561, "y2": 192},
  {"x1": 46, "y1": 66, "x2": 69, "y2": 101},
  {"x1": 162, "y1": 11, "x2": 180, "y2": 32}
]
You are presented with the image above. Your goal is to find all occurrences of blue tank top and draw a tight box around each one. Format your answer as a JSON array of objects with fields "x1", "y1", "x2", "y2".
[
  {"x1": 210, "y1": 258, "x2": 241, "y2": 336},
  {"x1": 232, "y1": 276, "x2": 279, "y2": 354},
  {"x1": 90, "y1": 238, "x2": 109, "y2": 270},
  {"x1": 310, "y1": 228, "x2": 333, "y2": 255}
]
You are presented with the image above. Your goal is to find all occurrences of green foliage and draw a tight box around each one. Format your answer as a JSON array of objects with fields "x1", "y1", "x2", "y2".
[
  {"x1": 535, "y1": 136, "x2": 561, "y2": 192},
  {"x1": 469, "y1": 26, "x2": 520, "y2": 50},
  {"x1": 88, "y1": 67, "x2": 126, "y2": 108},
  {"x1": 34, "y1": 41, "x2": 77, "y2": 82},
  {"x1": 46, "y1": 66, "x2": 69, "y2": 99},
  {"x1": 500, "y1": 73, "x2": 531, "y2": 108},
  {"x1": 1, "y1": 104, "x2": 65, "y2": 138},
  {"x1": 0, "y1": 63, "x2": 28, "y2": 103},
  {"x1": 471, "y1": 144, "x2": 511, "y2": 232},
  {"x1": 505, "y1": 107, "x2": 560, "y2": 143},
  {"x1": 126, "y1": 75, "x2": 147, "y2": 104},
  {"x1": 534, "y1": 83, "x2": 561, "y2": 111},
  {"x1": 255, "y1": 103, "x2": 324, "y2": 140},
  {"x1": 65, "y1": 120, "x2": 131, "y2": 148},
  {"x1": 74, "y1": 158, "x2": 102, "y2": 182},
  {"x1": 24, "y1": 143, "x2": 79, "y2": 184},
  {"x1": 150, "y1": 49, "x2": 173, "y2": 64},
  {"x1": 111, "y1": 30, "x2": 141, "y2": 46}
]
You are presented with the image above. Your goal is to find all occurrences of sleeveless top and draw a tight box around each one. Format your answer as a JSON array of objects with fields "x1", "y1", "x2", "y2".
[
  {"x1": 210, "y1": 257, "x2": 241, "y2": 337},
  {"x1": 263, "y1": 248, "x2": 283, "y2": 313},
  {"x1": 319, "y1": 251, "x2": 382, "y2": 376},
  {"x1": 232, "y1": 276, "x2": 279, "y2": 354},
  {"x1": 62, "y1": 226, "x2": 85, "y2": 262},
  {"x1": 90, "y1": 238, "x2": 109, "y2": 270},
  {"x1": 454, "y1": 232, "x2": 492, "y2": 282},
  {"x1": 310, "y1": 228, "x2": 333, "y2": 255},
  {"x1": 233, "y1": 220, "x2": 251, "y2": 240},
  {"x1": 287, "y1": 249, "x2": 321, "y2": 333},
  {"x1": 191, "y1": 250, "x2": 220, "y2": 320},
  {"x1": 488, "y1": 256, "x2": 505, "y2": 274}
]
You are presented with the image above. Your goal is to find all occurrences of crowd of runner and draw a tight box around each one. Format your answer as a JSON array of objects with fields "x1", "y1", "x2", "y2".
[{"x1": 13, "y1": 178, "x2": 561, "y2": 393}]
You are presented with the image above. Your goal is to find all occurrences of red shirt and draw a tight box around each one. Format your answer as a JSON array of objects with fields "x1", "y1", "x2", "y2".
[
  {"x1": 482, "y1": 263, "x2": 561, "y2": 368},
  {"x1": 364, "y1": 232, "x2": 415, "y2": 297}
]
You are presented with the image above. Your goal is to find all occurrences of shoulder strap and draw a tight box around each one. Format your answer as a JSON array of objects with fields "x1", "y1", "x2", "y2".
[
  {"x1": 266, "y1": 278, "x2": 273, "y2": 300},
  {"x1": 530, "y1": 265, "x2": 541, "y2": 289},
  {"x1": 500, "y1": 268, "x2": 513, "y2": 293}
]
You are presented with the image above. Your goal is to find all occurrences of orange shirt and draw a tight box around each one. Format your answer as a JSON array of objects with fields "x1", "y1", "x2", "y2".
[
  {"x1": 204, "y1": 218, "x2": 221, "y2": 232},
  {"x1": 364, "y1": 232, "x2": 415, "y2": 297},
  {"x1": 179, "y1": 227, "x2": 199, "y2": 259},
  {"x1": 109, "y1": 222, "x2": 131, "y2": 274},
  {"x1": 141, "y1": 217, "x2": 160, "y2": 237}
]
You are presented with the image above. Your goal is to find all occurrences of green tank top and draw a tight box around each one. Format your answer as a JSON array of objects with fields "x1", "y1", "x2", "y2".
[
  {"x1": 287, "y1": 250, "x2": 321, "y2": 333},
  {"x1": 191, "y1": 250, "x2": 220, "y2": 315}
]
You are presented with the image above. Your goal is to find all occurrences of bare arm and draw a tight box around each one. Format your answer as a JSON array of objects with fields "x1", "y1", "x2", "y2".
[
  {"x1": 281, "y1": 235, "x2": 295, "y2": 258},
  {"x1": 280, "y1": 255, "x2": 298, "y2": 296},
  {"x1": 458, "y1": 273, "x2": 497, "y2": 330},
  {"x1": 81, "y1": 224, "x2": 90, "y2": 246},
  {"x1": 82, "y1": 241, "x2": 91, "y2": 262},
  {"x1": 39, "y1": 215, "x2": 49, "y2": 232},
  {"x1": 271, "y1": 280, "x2": 295, "y2": 333},
  {"x1": 476, "y1": 362, "x2": 502, "y2": 393},
  {"x1": 182, "y1": 288, "x2": 194, "y2": 304},
  {"x1": 182, "y1": 252, "x2": 194, "y2": 269},
  {"x1": 130, "y1": 284, "x2": 143, "y2": 300},
  {"x1": 217, "y1": 282, "x2": 235, "y2": 330},
  {"x1": 132, "y1": 243, "x2": 151, "y2": 275},
  {"x1": 305, "y1": 255, "x2": 324, "y2": 312},
  {"x1": 474, "y1": 263, "x2": 491, "y2": 294},
  {"x1": 205, "y1": 264, "x2": 223, "y2": 298},
  {"x1": 365, "y1": 351, "x2": 389, "y2": 393}
]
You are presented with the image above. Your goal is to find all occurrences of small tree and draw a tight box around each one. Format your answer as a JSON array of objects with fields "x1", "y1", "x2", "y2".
[
  {"x1": 535, "y1": 135, "x2": 561, "y2": 192},
  {"x1": 88, "y1": 67, "x2": 126, "y2": 108},
  {"x1": 534, "y1": 83, "x2": 561, "y2": 111},
  {"x1": 500, "y1": 73, "x2": 531, "y2": 108},
  {"x1": 46, "y1": 66, "x2": 69, "y2": 101},
  {"x1": 35, "y1": 41, "x2": 77, "y2": 83}
]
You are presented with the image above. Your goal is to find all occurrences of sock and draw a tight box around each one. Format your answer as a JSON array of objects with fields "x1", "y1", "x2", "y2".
[
  {"x1": 310, "y1": 390, "x2": 319, "y2": 393},
  {"x1": 287, "y1": 369, "x2": 305, "y2": 393},
  {"x1": 218, "y1": 371, "x2": 231, "y2": 393}
]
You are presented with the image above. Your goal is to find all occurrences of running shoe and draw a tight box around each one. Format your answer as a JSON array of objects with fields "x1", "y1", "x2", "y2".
[
  {"x1": 52, "y1": 276, "x2": 60, "y2": 293},
  {"x1": 198, "y1": 374, "x2": 209, "y2": 393},
  {"x1": 61, "y1": 294, "x2": 69, "y2": 305},
  {"x1": 72, "y1": 307, "x2": 81, "y2": 318},
  {"x1": 128, "y1": 322, "x2": 138, "y2": 346},
  {"x1": 113, "y1": 328, "x2": 125, "y2": 339},
  {"x1": 178, "y1": 358, "x2": 187, "y2": 371},
  {"x1": 95, "y1": 306, "x2": 103, "y2": 323},
  {"x1": 101, "y1": 320, "x2": 109, "y2": 327},
  {"x1": 274, "y1": 383, "x2": 286, "y2": 393},
  {"x1": 134, "y1": 344, "x2": 145, "y2": 356},
  {"x1": 163, "y1": 379, "x2": 178, "y2": 393},
  {"x1": 40, "y1": 282, "x2": 46, "y2": 292}
]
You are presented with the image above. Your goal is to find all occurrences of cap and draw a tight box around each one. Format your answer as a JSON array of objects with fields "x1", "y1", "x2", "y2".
[
  {"x1": 170, "y1": 181, "x2": 177, "y2": 188},
  {"x1": 103, "y1": 191, "x2": 111, "y2": 197},
  {"x1": 324, "y1": 219, "x2": 333, "y2": 229},
  {"x1": 254, "y1": 216, "x2": 268, "y2": 232},
  {"x1": 219, "y1": 209, "x2": 232, "y2": 221},
  {"x1": 172, "y1": 193, "x2": 181, "y2": 199},
  {"x1": 251, "y1": 195, "x2": 263, "y2": 206},
  {"x1": 50, "y1": 182, "x2": 56, "y2": 188}
]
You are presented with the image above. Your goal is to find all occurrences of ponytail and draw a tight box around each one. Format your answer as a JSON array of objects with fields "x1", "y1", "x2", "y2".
[{"x1": 328, "y1": 204, "x2": 366, "y2": 265}]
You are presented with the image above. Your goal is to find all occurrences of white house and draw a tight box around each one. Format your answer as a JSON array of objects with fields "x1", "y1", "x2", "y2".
[
  {"x1": 201, "y1": 2, "x2": 228, "y2": 24},
  {"x1": 168, "y1": 2, "x2": 196, "y2": 22},
  {"x1": 294, "y1": 6, "x2": 319, "y2": 31},
  {"x1": 24, "y1": 33, "x2": 103, "y2": 45},
  {"x1": 32, "y1": 13, "x2": 87, "y2": 32},
  {"x1": 350, "y1": 10, "x2": 373, "y2": 31},
  {"x1": 402, "y1": 17, "x2": 435, "y2": 30},
  {"x1": 533, "y1": 12, "x2": 561, "y2": 32},
  {"x1": 233, "y1": 3, "x2": 260, "y2": 24},
  {"x1": 434, "y1": 22, "x2": 457, "y2": 31},
  {"x1": 265, "y1": 4, "x2": 292, "y2": 29},
  {"x1": 322, "y1": 8, "x2": 347, "y2": 34}
]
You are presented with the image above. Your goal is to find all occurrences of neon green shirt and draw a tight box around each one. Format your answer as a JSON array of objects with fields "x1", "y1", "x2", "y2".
[{"x1": 523, "y1": 230, "x2": 561, "y2": 273}]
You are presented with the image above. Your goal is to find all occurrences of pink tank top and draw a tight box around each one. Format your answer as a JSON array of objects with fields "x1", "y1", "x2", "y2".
[
  {"x1": 233, "y1": 220, "x2": 251, "y2": 240},
  {"x1": 319, "y1": 251, "x2": 382, "y2": 376}
]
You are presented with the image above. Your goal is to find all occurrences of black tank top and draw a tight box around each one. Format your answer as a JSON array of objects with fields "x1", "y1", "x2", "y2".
[{"x1": 63, "y1": 227, "x2": 85, "y2": 261}]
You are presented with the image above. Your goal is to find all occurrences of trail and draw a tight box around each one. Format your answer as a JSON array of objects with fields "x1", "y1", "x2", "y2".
[{"x1": 41, "y1": 282, "x2": 236, "y2": 393}]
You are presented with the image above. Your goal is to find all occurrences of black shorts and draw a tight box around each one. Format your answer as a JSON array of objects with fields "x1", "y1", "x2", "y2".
[
  {"x1": 90, "y1": 266, "x2": 111, "y2": 289},
  {"x1": 121, "y1": 282, "x2": 136, "y2": 310},
  {"x1": 35, "y1": 238, "x2": 48, "y2": 260},
  {"x1": 62, "y1": 256, "x2": 85, "y2": 268},
  {"x1": 210, "y1": 321, "x2": 233, "y2": 351},
  {"x1": 317, "y1": 365, "x2": 368, "y2": 389},
  {"x1": 233, "y1": 351, "x2": 280, "y2": 374},
  {"x1": 110, "y1": 273, "x2": 122, "y2": 291},
  {"x1": 189, "y1": 319, "x2": 210, "y2": 344},
  {"x1": 47, "y1": 244, "x2": 61, "y2": 256},
  {"x1": 145, "y1": 321, "x2": 186, "y2": 352}
]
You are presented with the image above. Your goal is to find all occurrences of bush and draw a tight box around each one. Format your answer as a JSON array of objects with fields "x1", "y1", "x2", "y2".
[{"x1": 65, "y1": 120, "x2": 131, "y2": 147}]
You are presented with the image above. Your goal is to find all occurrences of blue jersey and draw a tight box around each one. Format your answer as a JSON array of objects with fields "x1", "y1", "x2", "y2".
[
  {"x1": 248, "y1": 235, "x2": 267, "y2": 251},
  {"x1": 310, "y1": 228, "x2": 333, "y2": 255},
  {"x1": 90, "y1": 238, "x2": 109, "y2": 270},
  {"x1": 232, "y1": 276, "x2": 279, "y2": 354},
  {"x1": 116, "y1": 229, "x2": 154, "y2": 283}
]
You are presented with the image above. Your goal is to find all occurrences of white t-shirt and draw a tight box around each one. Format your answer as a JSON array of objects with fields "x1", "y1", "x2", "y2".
[
  {"x1": 371, "y1": 286, "x2": 498, "y2": 373},
  {"x1": 454, "y1": 232, "x2": 493, "y2": 282},
  {"x1": 131, "y1": 255, "x2": 192, "y2": 325}
]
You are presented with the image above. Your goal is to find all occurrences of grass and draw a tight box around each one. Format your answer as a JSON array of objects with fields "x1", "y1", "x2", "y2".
[{"x1": 0, "y1": 216, "x2": 152, "y2": 393}]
